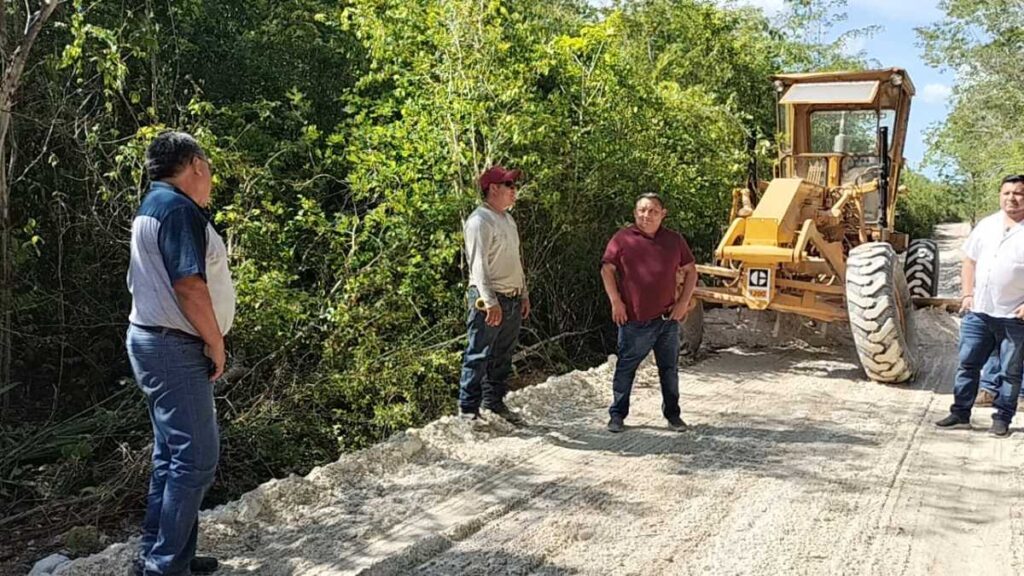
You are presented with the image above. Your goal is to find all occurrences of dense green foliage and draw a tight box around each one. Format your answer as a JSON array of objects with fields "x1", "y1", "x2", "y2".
[
  {"x1": 919, "y1": 0, "x2": 1024, "y2": 221},
  {"x1": 895, "y1": 169, "x2": 961, "y2": 240},
  {"x1": 0, "y1": 0, "x2": 960, "y2": 546}
]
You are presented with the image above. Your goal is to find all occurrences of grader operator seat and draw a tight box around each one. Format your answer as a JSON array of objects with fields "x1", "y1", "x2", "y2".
[{"x1": 775, "y1": 70, "x2": 912, "y2": 228}]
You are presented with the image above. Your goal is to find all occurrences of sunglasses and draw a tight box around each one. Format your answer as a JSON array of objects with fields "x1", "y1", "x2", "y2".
[{"x1": 502, "y1": 180, "x2": 518, "y2": 188}]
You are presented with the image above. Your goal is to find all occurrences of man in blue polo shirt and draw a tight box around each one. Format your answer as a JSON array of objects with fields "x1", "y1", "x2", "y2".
[{"x1": 127, "y1": 131, "x2": 235, "y2": 575}]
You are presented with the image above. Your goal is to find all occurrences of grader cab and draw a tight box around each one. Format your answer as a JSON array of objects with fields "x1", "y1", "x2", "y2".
[{"x1": 688, "y1": 68, "x2": 940, "y2": 383}]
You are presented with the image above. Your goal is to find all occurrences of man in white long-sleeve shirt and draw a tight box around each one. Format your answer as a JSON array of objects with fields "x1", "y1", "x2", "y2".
[{"x1": 458, "y1": 165, "x2": 530, "y2": 425}]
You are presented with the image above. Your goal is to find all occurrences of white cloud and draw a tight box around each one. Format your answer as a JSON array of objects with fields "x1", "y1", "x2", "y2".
[
  {"x1": 921, "y1": 83, "x2": 952, "y2": 105},
  {"x1": 722, "y1": 0, "x2": 786, "y2": 16},
  {"x1": 840, "y1": 36, "x2": 867, "y2": 56}
]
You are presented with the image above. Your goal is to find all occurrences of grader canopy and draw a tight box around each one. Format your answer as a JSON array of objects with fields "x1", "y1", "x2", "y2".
[{"x1": 686, "y1": 69, "x2": 940, "y2": 384}]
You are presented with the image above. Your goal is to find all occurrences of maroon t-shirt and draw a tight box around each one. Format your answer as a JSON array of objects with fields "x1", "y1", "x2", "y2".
[{"x1": 602, "y1": 225, "x2": 695, "y2": 322}]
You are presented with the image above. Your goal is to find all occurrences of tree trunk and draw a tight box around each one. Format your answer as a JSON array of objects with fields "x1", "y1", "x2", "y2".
[
  {"x1": 0, "y1": 0, "x2": 61, "y2": 405},
  {"x1": 0, "y1": 138, "x2": 8, "y2": 408}
]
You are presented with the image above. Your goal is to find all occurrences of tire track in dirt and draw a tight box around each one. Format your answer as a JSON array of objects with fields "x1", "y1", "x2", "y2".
[
  {"x1": 352, "y1": 349, "x2": 800, "y2": 575},
  {"x1": 856, "y1": 341, "x2": 957, "y2": 576},
  {"x1": 346, "y1": 347, "x2": 799, "y2": 574},
  {"x1": 396, "y1": 346, "x2": 898, "y2": 575},
  {"x1": 402, "y1": 311, "x2": 976, "y2": 576}
]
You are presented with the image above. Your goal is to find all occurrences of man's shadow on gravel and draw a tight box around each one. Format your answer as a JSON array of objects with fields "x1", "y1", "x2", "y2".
[
  {"x1": 220, "y1": 542, "x2": 582, "y2": 576},
  {"x1": 690, "y1": 346, "x2": 865, "y2": 380},
  {"x1": 399, "y1": 548, "x2": 580, "y2": 575},
  {"x1": 545, "y1": 418, "x2": 877, "y2": 485}
]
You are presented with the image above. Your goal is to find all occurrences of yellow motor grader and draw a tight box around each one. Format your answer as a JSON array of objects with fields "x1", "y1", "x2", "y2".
[{"x1": 683, "y1": 68, "x2": 942, "y2": 383}]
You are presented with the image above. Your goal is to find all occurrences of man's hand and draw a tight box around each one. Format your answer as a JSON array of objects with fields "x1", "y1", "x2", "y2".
[
  {"x1": 204, "y1": 341, "x2": 226, "y2": 381},
  {"x1": 521, "y1": 296, "x2": 531, "y2": 320},
  {"x1": 668, "y1": 297, "x2": 692, "y2": 321},
  {"x1": 960, "y1": 295, "x2": 974, "y2": 316},
  {"x1": 1014, "y1": 303, "x2": 1024, "y2": 320},
  {"x1": 485, "y1": 304, "x2": 503, "y2": 327},
  {"x1": 961, "y1": 258, "x2": 976, "y2": 317},
  {"x1": 601, "y1": 263, "x2": 628, "y2": 327},
  {"x1": 610, "y1": 298, "x2": 627, "y2": 326},
  {"x1": 174, "y1": 275, "x2": 226, "y2": 382}
]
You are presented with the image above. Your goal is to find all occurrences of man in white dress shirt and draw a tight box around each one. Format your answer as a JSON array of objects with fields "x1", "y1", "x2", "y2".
[{"x1": 936, "y1": 174, "x2": 1024, "y2": 437}]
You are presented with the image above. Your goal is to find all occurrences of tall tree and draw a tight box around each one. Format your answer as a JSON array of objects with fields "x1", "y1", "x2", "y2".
[
  {"x1": 919, "y1": 0, "x2": 1024, "y2": 203},
  {"x1": 0, "y1": 0, "x2": 61, "y2": 400}
]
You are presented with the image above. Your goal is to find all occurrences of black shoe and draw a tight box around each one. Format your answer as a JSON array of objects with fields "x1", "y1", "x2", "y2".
[
  {"x1": 191, "y1": 556, "x2": 219, "y2": 574},
  {"x1": 135, "y1": 555, "x2": 218, "y2": 575},
  {"x1": 935, "y1": 414, "x2": 971, "y2": 429},
  {"x1": 666, "y1": 415, "x2": 688, "y2": 431},
  {"x1": 989, "y1": 420, "x2": 1011, "y2": 438},
  {"x1": 607, "y1": 415, "x2": 624, "y2": 433},
  {"x1": 458, "y1": 409, "x2": 483, "y2": 422},
  {"x1": 485, "y1": 403, "x2": 526, "y2": 426}
]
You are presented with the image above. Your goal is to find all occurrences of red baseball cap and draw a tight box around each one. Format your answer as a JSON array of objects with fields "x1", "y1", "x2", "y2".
[{"x1": 478, "y1": 165, "x2": 522, "y2": 193}]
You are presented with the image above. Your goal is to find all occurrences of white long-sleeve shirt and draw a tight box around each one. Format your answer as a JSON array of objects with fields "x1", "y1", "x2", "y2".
[{"x1": 464, "y1": 204, "x2": 527, "y2": 307}]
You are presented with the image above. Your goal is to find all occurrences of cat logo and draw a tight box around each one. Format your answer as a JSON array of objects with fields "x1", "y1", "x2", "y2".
[{"x1": 746, "y1": 267, "x2": 772, "y2": 303}]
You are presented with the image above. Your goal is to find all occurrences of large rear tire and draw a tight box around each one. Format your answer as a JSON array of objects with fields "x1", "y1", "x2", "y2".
[
  {"x1": 679, "y1": 299, "x2": 704, "y2": 359},
  {"x1": 904, "y1": 238, "x2": 940, "y2": 298},
  {"x1": 846, "y1": 242, "x2": 917, "y2": 383}
]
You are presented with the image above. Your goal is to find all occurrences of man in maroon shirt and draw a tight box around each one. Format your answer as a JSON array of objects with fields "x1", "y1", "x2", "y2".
[{"x1": 600, "y1": 193, "x2": 698, "y2": 433}]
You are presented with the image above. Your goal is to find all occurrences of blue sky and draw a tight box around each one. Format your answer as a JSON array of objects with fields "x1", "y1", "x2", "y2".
[{"x1": 740, "y1": 0, "x2": 953, "y2": 172}]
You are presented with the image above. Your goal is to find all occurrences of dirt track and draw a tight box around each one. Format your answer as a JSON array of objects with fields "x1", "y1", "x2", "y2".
[{"x1": 58, "y1": 223, "x2": 1024, "y2": 576}]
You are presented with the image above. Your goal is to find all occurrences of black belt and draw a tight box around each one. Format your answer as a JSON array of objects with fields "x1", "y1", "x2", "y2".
[
  {"x1": 471, "y1": 286, "x2": 523, "y2": 299},
  {"x1": 130, "y1": 323, "x2": 203, "y2": 342}
]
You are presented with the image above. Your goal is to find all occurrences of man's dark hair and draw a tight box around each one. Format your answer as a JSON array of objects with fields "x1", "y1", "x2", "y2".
[
  {"x1": 636, "y1": 192, "x2": 665, "y2": 209},
  {"x1": 1001, "y1": 174, "x2": 1024, "y2": 187},
  {"x1": 145, "y1": 131, "x2": 206, "y2": 181}
]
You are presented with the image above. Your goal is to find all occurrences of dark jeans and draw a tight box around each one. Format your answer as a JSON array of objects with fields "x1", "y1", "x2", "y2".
[
  {"x1": 458, "y1": 287, "x2": 522, "y2": 412},
  {"x1": 980, "y1": 352, "x2": 1000, "y2": 394},
  {"x1": 979, "y1": 351, "x2": 1024, "y2": 398},
  {"x1": 127, "y1": 326, "x2": 219, "y2": 576},
  {"x1": 951, "y1": 312, "x2": 1024, "y2": 424},
  {"x1": 609, "y1": 317, "x2": 680, "y2": 420}
]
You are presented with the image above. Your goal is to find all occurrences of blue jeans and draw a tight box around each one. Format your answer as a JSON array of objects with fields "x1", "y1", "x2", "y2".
[
  {"x1": 980, "y1": 352, "x2": 1000, "y2": 394},
  {"x1": 609, "y1": 317, "x2": 680, "y2": 420},
  {"x1": 127, "y1": 326, "x2": 219, "y2": 576},
  {"x1": 951, "y1": 313, "x2": 1024, "y2": 423},
  {"x1": 458, "y1": 287, "x2": 522, "y2": 412},
  {"x1": 979, "y1": 351, "x2": 1024, "y2": 398}
]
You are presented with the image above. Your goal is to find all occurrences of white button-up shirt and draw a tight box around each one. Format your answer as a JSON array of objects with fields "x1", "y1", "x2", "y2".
[{"x1": 962, "y1": 210, "x2": 1024, "y2": 318}]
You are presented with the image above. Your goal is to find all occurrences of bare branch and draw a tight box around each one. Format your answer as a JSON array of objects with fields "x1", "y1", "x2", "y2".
[
  {"x1": 0, "y1": 0, "x2": 62, "y2": 394},
  {"x1": 1, "y1": 0, "x2": 61, "y2": 136},
  {"x1": 0, "y1": 0, "x2": 7, "y2": 61}
]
